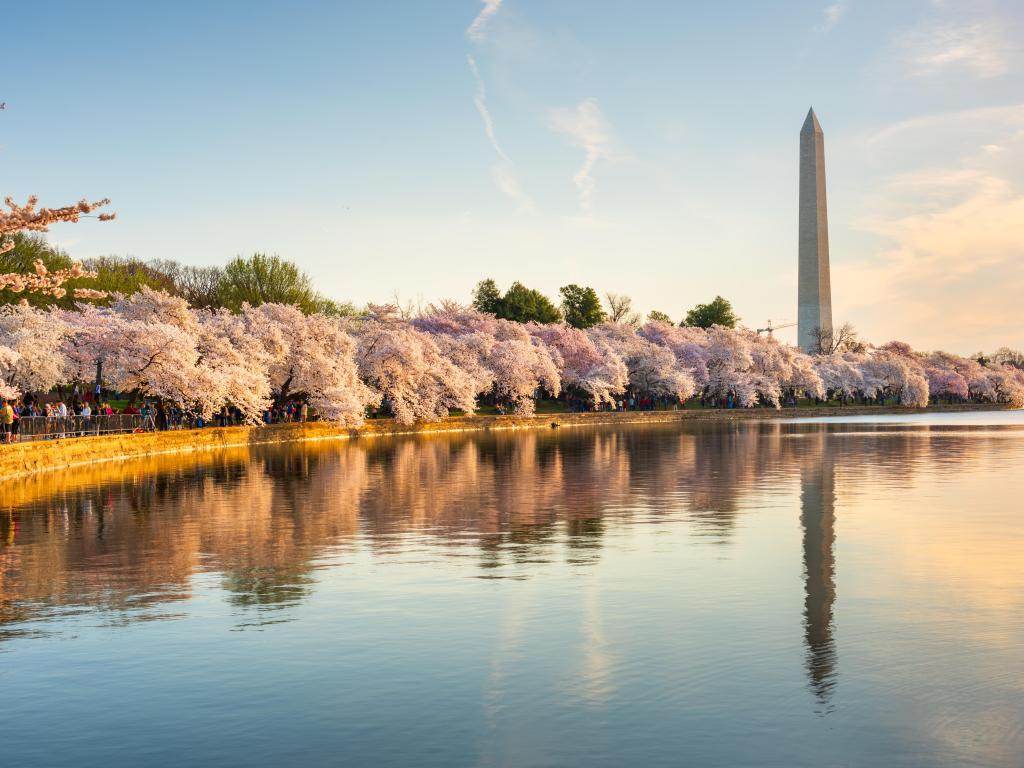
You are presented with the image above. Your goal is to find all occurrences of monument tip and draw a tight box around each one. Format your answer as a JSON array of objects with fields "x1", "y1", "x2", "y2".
[{"x1": 802, "y1": 107, "x2": 822, "y2": 134}]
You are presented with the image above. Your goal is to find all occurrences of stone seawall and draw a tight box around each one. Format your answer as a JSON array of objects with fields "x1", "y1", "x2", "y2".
[{"x1": 0, "y1": 403, "x2": 1011, "y2": 481}]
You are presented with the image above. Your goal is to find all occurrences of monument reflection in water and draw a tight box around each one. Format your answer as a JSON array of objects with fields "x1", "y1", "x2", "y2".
[
  {"x1": 2, "y1": 418, "x2": 1023, "y2": 767},
  {"x1": 800, "y1": 434, "x2": 837, "y2": 708}
]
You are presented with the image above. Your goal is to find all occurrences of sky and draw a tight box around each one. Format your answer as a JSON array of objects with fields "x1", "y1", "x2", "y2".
[{"x1": 3, "y1": 0, "x2": 1023, "y2": 353}]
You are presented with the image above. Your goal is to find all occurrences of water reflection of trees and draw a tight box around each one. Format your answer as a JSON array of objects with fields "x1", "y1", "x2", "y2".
[{"x1": 1, "y1": 422, "x2": 1015, "y2": 641}]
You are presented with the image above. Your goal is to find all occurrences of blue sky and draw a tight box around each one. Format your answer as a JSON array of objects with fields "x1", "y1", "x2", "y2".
[{"x1": 3, "y1": 0, "x2": 1023, "y2": 352}]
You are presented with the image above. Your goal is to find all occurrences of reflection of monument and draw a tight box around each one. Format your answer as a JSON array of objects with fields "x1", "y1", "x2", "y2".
[
  {"x1": 800, "y1": 435, "x2": 837, "y2": 707},
  {"x1": 797, "y1": 108, "x2": 833, "y2": 353}
]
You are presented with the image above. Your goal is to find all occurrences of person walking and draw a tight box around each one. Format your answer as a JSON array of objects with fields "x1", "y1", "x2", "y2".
[
  {"x1": 141, "y1": 402, "x2": 156, "y2": 432},
  {"x1": 11, "y1": 399, "x2": 23, "y2": 443},
  {"x1": 56, "y1": 400, "x2": 68, "y2": 438},
  {"x1": 0, "y1": 399, "x2": 13, "y2": 444},
  {"x1": 81, "y1": 401, "x2": 92, "y2": 436}
]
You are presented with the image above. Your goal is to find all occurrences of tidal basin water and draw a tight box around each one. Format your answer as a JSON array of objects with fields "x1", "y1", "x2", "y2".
[{"x1": 2, "y1": 414, "x2": 1023, "y2": 767}]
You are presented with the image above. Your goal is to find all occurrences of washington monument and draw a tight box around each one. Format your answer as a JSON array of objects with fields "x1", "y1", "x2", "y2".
[{"x1": 797, "y1": 107, "x2": 833, "y2": 353}]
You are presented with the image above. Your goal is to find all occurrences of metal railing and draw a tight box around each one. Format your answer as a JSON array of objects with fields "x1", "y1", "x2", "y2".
[{"x1": 11, "y1": 414, "x2": 147, "y2": 442}]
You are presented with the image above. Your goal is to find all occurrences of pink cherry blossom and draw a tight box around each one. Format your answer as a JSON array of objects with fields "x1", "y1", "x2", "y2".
[
  {"x1": 245, "y1": 303, "x2": 376, "y2": 425},
  {"x1": 0, "y1": 303, "x2": 71, "y2": 394},
  {"x1": 526, "y1": 322, "x2": 627, "y2": 406},
  {"x1": 589, "y1": 322, "x2": 695, "y2": 401},
  {"x1": 356, "y1": 313, "x2": 478, "y2": 424}
]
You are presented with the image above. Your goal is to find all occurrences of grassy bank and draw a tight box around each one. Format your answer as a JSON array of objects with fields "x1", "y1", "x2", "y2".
[{"x1": 0, "y1": 403, "x2": 1013, "y2": 482}]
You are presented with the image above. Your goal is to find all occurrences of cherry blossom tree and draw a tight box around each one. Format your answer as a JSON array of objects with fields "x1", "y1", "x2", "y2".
[
  {"x1": 638, "y1": 322, "x2": 710, "y2": 390},
  {"x1": 746, "y1": 331, "x2": 824, "y2": 406},
  {"x1": 245, "y1": 303, "x2": 376, "y2": 425},
  {"x1": 10, "y1": 267, "x2": 1022, "y2": 423},
  {"x1": 526, "y1": 322, "x2": 627, "y2": 406},
  {"x1": 1001, "y1": 367, "x2": 1024, "y2": 407},
  {"x1": 98, "y1": 289, "x2": 206, "y2": 409},
  {"x1": 590, "y1": 322, "x2": 694, "y2": 401},
  {"x1": 901, "y1": 372, "x2": 930, "y2": 408},
  {"x1": 0, "y1": 259, "x2": 105, "y2": 300},
  {"x1": 979, "y1": 365, "x2": 1024, "y2": 408},
  {"x1": 814, "y1": 353, "x2": 865, "y2": 401},
  {"x1": 485, "y1": 337, "x2": 561, "y2": 413},
  {"x1": 1, "y1": 196, "x2": 114, "y2": 251},
  {"x1": 412, "y1": 301, "x2": 499, "y2": 337},
  {"x1": 858, "y1": 346, "x2": 930, "y2": 406},
  {"x1": 195, "y1": 308, "x2": 273, "y2": 423},
  {"x1": 58, "y1": 303, "x2": 117, "y2": 387},
  {"x1": 0, "y1": 302, "x2": 71, "y2": 395},
  {"x1": 415, "y1": 303, "x2": 562, "y2": 413},
  {"x1": 0, "y1": 344, "x2": 21, "y2": 400},
  {"x1": 921, "y1": 352, "x2": 970, "y2": 402},
  {"x1": 356, "y1": 308, "x2": 478, "y2": 424},
  {"x1": 58, "y1": 288, "x2": 232, "y2": 416},
  {"x1": 701, "y1": 326, "x2": 757, "y2": 406},
  {"x1": 0, "y1": 195, "x2": 115, "y2": 301}
]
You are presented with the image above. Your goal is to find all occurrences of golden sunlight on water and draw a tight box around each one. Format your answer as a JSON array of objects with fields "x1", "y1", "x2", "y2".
[{"x1": 1, "y1": 416, "x2": 1022, "y2": 767}]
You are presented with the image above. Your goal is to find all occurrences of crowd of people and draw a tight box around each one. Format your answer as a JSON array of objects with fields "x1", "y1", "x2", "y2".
[
  {"x1": 0, "y1": 393, "x2": 315, "y2": 445},
  {"x1": 1, "y1": 394, "x2": 141, "y2": 443}
]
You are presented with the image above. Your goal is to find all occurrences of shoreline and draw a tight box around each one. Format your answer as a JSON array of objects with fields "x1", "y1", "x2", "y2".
[{"x1": 0, "y1": 403, "x2": 1013, "y2": 481}]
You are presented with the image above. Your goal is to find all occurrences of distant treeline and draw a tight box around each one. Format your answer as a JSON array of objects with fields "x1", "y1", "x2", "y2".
[
  {"x1": 0, "y1": 234, "x2": 743, "y2": 330},
  {"x1": 3, "y1": 233, "x2": 1021, "y2": 371},
  {"x1": 0, "y1": 234, "x2": 354, "y2": 316}
]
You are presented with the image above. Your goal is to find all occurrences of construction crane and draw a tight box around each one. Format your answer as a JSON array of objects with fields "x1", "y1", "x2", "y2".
[{"x1": 756, "y1": 319, "x2": 796, "y2": 336}]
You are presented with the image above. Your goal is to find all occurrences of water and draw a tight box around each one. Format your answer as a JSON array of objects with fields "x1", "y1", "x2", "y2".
[{"x1": 2, "y1": 414, "x2": 1023, "y2": 767}]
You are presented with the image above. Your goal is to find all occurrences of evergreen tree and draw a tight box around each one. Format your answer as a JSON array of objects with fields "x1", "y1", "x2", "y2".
[
  {"x1": 471, "y1": 278, "x2": 502, "y2": 315},
  {"x1": 647, "y1": 309, "x2": 674, "y2": 325},
  {"x1": 500, "y1": 282, "x2": 562, "y2": 324},
  {"x1": 559, "y1": 284, "x2": 605, "y2": 328},
  {"x1": 682, "y1": 296, "x2": 739, "y2": 329}
]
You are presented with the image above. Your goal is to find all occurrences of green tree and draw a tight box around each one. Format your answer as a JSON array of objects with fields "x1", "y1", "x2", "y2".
[
  {"x1": 646, "y1": 309, "x2": 674, "y2": 325},
  {"x1": 82, "y1": 256, "x2": 178, "y2": 297},
  {"x1": 499, "y1": 282, "x2": 562, "y2": 324},
  {"x1": 559, "y1": 284, "x2": 605, "y2": 328},
  {"x1": 0, "y1": 233, "x2": 72, "y2": 274},
  {"x1": 220, "y1": 253, "x2": 320, "y2": 312},
  {"x1": 312, "y1": 296, "x2": 360, "y2": 318},
  {"x1": 471, "y1": 278, "x2": 502, "y2": 315},
  {"x1": 0, "y1": 234, "x2": 74, "y2": 307},
  {"x1": 682, "y1": 295, "x2": 739, "y2": 329},
  {"x1": 2, "y1": 238, "x2": 181, "y2": 308}
]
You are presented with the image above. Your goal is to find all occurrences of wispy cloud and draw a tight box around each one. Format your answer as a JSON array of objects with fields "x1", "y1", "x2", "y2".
[
  {"x1": 466, "y1": 0, "x2": 503, "y2": 43},
  {"x1": 467, "y1": 54, "x2": 533, "y2": 209},
  {"x1": 864, "y1": 104, "x2": 1024, "y2": 158},
  {"x1": 468, "y1": 55, "x2": 510, "y2": 164},
  {"x1": 901, "y1": 22, "x2": 1010, "y2": 78},
  {"x1": 822, "y1": 2, "x2": 847, "y2": 31},
  {"x1": 548, "y1": 98, "x2": 613, "y2": 215}
]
